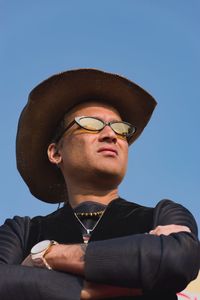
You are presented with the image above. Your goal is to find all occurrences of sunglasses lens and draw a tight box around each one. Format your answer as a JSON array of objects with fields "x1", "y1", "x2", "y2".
[
  {"x1": 111, "y1": 122, "x2": 135, "y2": 137},
  {"x1": 75, "y1": 117, "x2": 136, "y2": 138},
  {"x1": 78, "y1": 117, "x2": 104, "y2": 131}
]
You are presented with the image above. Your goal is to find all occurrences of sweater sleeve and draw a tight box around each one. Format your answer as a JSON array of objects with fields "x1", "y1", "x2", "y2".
[
  {"x1": 0, "y1": 216, "x2": 82, "y2": 300},
  {"x1": 85, "y1": 200, "x2": 200, "y2": 293}
]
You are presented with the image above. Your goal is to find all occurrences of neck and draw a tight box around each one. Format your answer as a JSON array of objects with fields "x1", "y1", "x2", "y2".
[{"x1": 66, "y1": 184, "x2": 119, "y2": 208}]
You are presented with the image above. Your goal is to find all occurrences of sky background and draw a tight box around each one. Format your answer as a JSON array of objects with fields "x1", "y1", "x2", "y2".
[{"x1": 1, "y1": 1, "x2": 200, "y2": 234}]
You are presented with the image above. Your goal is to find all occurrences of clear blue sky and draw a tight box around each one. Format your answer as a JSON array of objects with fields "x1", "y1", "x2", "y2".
[{"x1": 1, "y1": 1, "x2": 200, "y2": 232}]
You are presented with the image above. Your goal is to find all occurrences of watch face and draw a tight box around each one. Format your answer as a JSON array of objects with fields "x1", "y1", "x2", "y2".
[{"x1": 31, "y1": 240, "x2": 51, "y2": 254}]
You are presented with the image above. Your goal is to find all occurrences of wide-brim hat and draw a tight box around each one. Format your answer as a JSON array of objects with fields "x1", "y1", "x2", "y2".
[{"x1": 16, "y1": 68, "x2": 157, "y2": 203}]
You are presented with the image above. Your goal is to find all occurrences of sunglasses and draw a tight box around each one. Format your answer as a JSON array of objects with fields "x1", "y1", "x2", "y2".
[{"x1": 56, "y1": 116, "x2": 136, "y2": 142}]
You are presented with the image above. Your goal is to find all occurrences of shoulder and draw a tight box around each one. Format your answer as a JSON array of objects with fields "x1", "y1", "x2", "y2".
[
  {"x1": 0, "y1": 216, "x2": 32, "y2": 261},
  {"x1": 113, "y1": 197, "x2": 153, "y2": 211},
  {"x1": 1, "y1": 215, "x2": 31, "y2": 235},
  {"x1": 27, "y1": 204, "x2": 69, "y2": 228},
  {"x1": 1, "y1": 206, "x2": 66, "y2": 233}
]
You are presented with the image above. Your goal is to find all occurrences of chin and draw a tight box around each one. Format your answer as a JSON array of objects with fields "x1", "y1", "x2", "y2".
[
  {"x1": 94, "y1": 168, "x2": 125, "y2": 186},
  {"x1": 96, "y1": 160, "x2": 125, "y2": 174}
]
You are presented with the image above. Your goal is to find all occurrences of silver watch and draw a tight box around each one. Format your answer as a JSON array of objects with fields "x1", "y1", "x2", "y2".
[{"x1": 31, "y1": 240, "x2": 57, "y2": 269}]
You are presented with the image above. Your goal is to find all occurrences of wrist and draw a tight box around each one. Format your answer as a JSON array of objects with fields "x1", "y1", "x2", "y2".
[
  {"x1": 31, "y1": 240, "x2": 58, "y2": 269},
  {"x1": 62, "y1": 244, "x2": 86, "y2": 275},
  {"x1": 46, "y1": 243, "x2": 86, "y2": 275},
  {"x1": 44, "y1": 243, "x2": 66, "y2": 269}
]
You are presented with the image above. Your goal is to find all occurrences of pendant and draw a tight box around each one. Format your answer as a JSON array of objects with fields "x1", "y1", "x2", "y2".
[{"x1": 83, "y1": 233, "x2": 91, "y2": 244}]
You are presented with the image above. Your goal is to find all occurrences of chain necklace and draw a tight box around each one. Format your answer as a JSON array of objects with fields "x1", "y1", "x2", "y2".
[
  {"x1": 75, "y1": 210, "x2": 104, "y2": 217},
  {"x1": 74, "y1": 210, "x2": 105, "y2": 244}
]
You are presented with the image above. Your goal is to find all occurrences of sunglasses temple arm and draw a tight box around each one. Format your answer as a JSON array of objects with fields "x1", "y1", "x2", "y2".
[{"x1": 55, "y1": 120, "x2": 76, "y2": 142}]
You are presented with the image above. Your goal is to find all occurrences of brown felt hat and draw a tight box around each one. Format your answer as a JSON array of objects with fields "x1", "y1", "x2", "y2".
[{"x1": 16, "y1": 68, "x2": 157, "y2": 203}]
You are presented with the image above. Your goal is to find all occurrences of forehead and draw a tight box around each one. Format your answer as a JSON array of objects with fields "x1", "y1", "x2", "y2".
[{"x1": 65, "y1": 101, "x2": 122, "y2": 121}]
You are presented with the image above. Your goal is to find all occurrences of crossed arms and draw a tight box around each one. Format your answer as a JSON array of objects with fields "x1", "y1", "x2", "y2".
[
  {"x1": 0, "y1": 200, "x2": 199, "y2": 299},
  {"x1": 22, "y1": 224, "x2": 193, "y2": 299}
]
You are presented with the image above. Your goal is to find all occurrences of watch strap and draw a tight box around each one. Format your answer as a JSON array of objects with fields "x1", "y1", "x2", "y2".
[{"x1": 31, "y1": 240, "x2": 58, "y2": 269}]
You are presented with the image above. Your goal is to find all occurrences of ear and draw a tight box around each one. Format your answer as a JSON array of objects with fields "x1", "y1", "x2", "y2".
[{"x1": 47, "y1": 143, "x2": 62, "y2": 165}]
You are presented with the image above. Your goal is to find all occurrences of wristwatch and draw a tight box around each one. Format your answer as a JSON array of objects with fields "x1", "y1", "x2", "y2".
[{"x1": 31, "y1": 240, "x2": 57, "y2": 269}]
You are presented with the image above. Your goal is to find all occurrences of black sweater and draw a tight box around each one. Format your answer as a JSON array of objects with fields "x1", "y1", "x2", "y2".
[{"x1": 0, "y1": 198, "x2": 199, "y2": 299}]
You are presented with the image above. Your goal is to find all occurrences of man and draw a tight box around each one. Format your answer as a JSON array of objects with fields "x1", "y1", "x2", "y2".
[{"x1": 0, "y1": 69, "x2": 199, "y2": 300}]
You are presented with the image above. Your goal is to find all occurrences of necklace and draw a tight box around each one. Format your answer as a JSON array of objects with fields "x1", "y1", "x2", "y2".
[
  {"x1": 75, "y1": 210, "x2": 104, "y2": 217},
  {"x1": 74, "y1": 210, "x2": 105, "y2": 244}
]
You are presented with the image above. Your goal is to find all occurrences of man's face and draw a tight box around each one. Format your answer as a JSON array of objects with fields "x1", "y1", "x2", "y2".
[{"x1": 54, "y1": 102, "x2": 129, "y2": 188}]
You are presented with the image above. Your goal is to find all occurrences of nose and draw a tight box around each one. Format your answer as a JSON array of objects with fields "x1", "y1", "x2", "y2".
[{"x1": 98, "y1": 124, "x2": 117, "y2": 143}]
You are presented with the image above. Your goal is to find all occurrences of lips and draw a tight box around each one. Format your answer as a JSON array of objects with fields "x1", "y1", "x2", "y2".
[{"x1": 97, "y1": 147, "x2": 118, "y2": 156}]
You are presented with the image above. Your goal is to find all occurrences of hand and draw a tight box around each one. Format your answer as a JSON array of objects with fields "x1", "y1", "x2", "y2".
[
  {"x1": 81, "y1": 281, "x2": 142, "y2": 299},
  {"x1": 43, "y1": 243, "x2": 86, "y2": 275},
  {"x1": 149, "y1": 224, "x2": 191, "y2": 236},
  {"x1": 21, "y1": 243, "x2": 86, "y2": 275}
]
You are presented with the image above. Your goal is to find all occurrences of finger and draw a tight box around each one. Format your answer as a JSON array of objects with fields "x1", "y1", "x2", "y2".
[{"x1": 149, "y1": 225, "x2": 191, "y2": 236}]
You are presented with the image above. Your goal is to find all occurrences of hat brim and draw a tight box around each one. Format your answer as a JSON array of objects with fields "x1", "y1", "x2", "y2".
[{"x1": 16, "y1": 68, "x2": 157, "y2": 203}]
